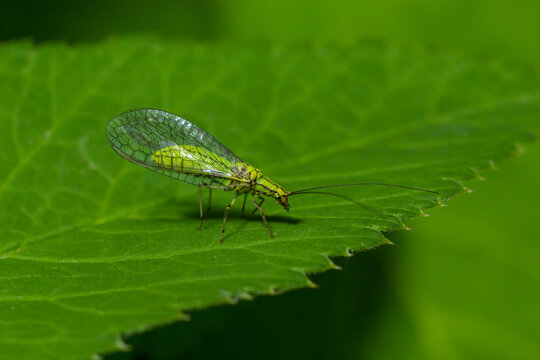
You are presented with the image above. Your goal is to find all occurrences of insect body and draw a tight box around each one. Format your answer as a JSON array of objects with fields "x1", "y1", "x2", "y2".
[
  {"x1": 106, "y1": 109, "x2": 290, "y2": 242},
  {"x1": 106, "y1": 109, "x2": 438, "y2": 243}
]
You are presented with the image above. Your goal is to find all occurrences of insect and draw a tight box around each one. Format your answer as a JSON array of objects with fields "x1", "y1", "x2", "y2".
[{"x1": 106, "y1": 109, "x2": 438, "y2": 243}]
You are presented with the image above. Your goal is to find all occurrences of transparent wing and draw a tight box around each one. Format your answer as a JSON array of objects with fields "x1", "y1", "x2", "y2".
[{"x1": 106, "y1": 109, "x2": 245, "y2": 189}]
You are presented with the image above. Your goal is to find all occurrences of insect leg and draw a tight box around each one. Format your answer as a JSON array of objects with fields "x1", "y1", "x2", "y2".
[
  {"x1": 241, "y1": 193, "x2": 247, "y2": 217},
  {"x1": 208, "y1": 188, "x2": 212, "y2": 212},
  {"x1": 221, "y1": 192, "x2": 239, "y2": 243},
  {"x1": 197, "y1": 183, "x2": 204, "y2": 230},
  {"x1": 252, "y1": 196, "x2": 274, "y2": 239},
  {"x1": 250, "y1": 197, "x2": 265, "y2": 217}
]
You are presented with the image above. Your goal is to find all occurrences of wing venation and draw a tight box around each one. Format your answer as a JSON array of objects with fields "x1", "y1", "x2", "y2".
[{"x1": 106, "y1": 109, "x2": 245, "y2": 189}]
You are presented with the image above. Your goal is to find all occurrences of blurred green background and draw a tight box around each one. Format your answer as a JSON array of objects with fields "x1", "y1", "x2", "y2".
[{"x1": 3, "y1": 0, "x2": 538, "y2": 359}]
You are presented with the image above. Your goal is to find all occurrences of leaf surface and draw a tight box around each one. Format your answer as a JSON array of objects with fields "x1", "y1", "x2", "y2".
[{"x1": 0, "y1": 39, "x2": 538, "y2": 359}]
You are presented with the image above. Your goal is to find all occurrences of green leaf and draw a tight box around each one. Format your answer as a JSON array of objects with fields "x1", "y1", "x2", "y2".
[
  {"x1": 106, "y1": 144, "x2": 540, "y2": 360},
  {"x1": 361, "y1": 145, "x2": 540, "y2": 360},
  {"x1": 0, "y1": 39, "x2": 538, "y2": 360}
]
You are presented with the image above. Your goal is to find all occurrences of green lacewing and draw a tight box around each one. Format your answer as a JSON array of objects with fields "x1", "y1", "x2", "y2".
[{"x1": 106, "y1": 109, "x2": 438, "y2": 242}]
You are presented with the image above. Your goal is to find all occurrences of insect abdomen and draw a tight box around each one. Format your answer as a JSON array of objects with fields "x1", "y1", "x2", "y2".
[{"x1": 152, "y1": 145, "x2": 225, "y2": 174}]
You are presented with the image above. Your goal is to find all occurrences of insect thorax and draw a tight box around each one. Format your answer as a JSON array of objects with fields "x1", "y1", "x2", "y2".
[
  {"x1": 228, "y1": 163, "x2": 289, "y2": 198},
  {"x1": 225, "y1": 162, "x2": 262, "y2": 193}
]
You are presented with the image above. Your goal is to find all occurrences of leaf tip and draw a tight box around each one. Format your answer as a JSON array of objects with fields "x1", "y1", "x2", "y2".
[
  {"x1": 114, "y1": 336, "x2": 131, "y2": 352},
  {"x1": 238, "y1": 292, "x2": 255, "y2": 301},
  {"x1": 179, "y1": 312, "x2": 191, "y2": 321},
  {"x1": 226, "y1": 297, "x2": 240, "y2": 304},
  {"x1": 379, "y1": 235, "x2": 393, "y2": 245},
  {"x1": 266, "y1": 287, "x2": 278, "y2": 295}
]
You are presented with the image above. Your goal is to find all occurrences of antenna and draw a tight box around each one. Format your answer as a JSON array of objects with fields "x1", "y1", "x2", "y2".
[{"x1": 289, "y1": 182, "x2": 439, "y2": 196}]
